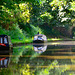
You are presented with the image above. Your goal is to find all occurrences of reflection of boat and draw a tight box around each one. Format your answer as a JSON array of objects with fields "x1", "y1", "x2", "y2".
[
  {"x1": 0, "y1": 57, "x2": 10, "y2": 68},
  {"x1": 0, "y1": 50, "x2": 11, "y2": 68},
  {"x1": 0, "y1": 35, "x2": 13, "y2": 50},
  {"x1": 33, "y1": 45, "x2": 47, "y2": 53},
  {"x1": 33, "y1": 34, "x2": 47, "y2": 43}
]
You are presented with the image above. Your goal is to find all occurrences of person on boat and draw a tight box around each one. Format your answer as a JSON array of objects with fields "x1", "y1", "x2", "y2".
[{"x1": 37, "y1": 32, "x2": 39, "y2": 34}]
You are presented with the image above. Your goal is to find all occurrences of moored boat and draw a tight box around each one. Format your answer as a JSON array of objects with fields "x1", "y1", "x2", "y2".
[
  {"x1": 0, "y1": 35, "x2": 13, "y2": 51},
  {"x1": 33, "y1": 33, "x2": 47, "y2": 43}
]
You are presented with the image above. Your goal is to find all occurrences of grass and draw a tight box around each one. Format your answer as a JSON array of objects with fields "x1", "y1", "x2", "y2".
[
  {"x1": 11, "y1": 37, "x2": 63, "y2": 44},
  {"x1": 48, "y1": 37, "x2": 75, "y2": 42},
  {"x1": 11, "y1": 37, "x2": 75, "y2": 45},
  {"x1": 48, "y1": 38, "x2": 64, "y2": 41},
  {"x1": 11, "y1": 38, "x2": 33, "y2": 44}
]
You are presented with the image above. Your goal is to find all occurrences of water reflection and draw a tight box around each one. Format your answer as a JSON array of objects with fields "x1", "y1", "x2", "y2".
[
  {"x1": 0, "y1": 50, "x2": 11, "y2": 68},
  {"x1": 42, "y1": 45, "x2": 73, "y2": 56},
  {"x1": 33, "y1": 44, "x2": 47, "y2": 54},
  {"x1": 1, "y1": 44, "x2": 75, "y2": 75},
  {"x1": 0, "y1": 57, "x2": 9, "y2": 68}
]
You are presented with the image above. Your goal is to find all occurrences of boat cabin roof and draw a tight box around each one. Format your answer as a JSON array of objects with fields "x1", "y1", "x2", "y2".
[
  {"x1": 0, "y1": 35, "x2": 10, "y2": 44},
  {"x1": 35, "y1": 34, "x2": 45, "y2": 36},
  {"x1": 0, "y1": 35, "x2": 8, "y2": 37}
]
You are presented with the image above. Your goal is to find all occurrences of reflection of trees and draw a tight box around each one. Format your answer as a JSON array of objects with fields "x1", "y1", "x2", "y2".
[
  {"x1": 1, "y1": 45, "x2": 75, "y2": 75},
  {"x1": 35, "y1": 60, "x2": 71, "y2": 75},
  {"x1": 18, "y1": 45, "x2": 75, "y2": 75},
  {"x1": 0, "y1": 51, "x2": 12, "y2": 74},
  {"x1": 11, "y1": 45, "x2": 32, "y2": 63},
  {"x1": 42, "y1": 45, "x2": 73, "y2": 56},
  {"x1": 0, "y1": 45, "x2": 33, "y2": 75}
]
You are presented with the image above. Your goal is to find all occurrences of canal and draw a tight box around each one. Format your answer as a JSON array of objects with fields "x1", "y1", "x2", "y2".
[{"x1": 0, "y1": 41, "x2": 75, "y2": 75}]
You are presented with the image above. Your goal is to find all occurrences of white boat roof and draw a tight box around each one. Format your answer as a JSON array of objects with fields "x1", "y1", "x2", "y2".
[{"x1": 34, "y1": 34, "x2": 46, "y2": 36}]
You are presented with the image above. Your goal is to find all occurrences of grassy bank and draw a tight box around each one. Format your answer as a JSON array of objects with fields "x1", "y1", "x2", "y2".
[
  {"x1": 48, "y1": 38, "x2": 63, "y2": 41},
  {"x1": 11, "y1": 38, "x2": 33, "y2": 44},
  {"x1": 12, "y1": 38, "x2": 63, "y2": 44},
  {"x1": 11, "y1": 37, "x2": 75, "y2": 45},
  {"x1": 1, "y1": 26, "x2": 75, "y2": 45},
  {"x1": 11, "y1": 38, "x2": 63, "y2": 45}
]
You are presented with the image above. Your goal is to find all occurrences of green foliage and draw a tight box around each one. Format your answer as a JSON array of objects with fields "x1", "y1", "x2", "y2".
[
  {"x1": 36, "y1": 60, "x2": 71, "y2": 75},
  {"x1": 18, "y1": 2, "x2": 31, "y2": 24},
  {"x1": 20, "y1": 64, "x2": 34, "y2": 75},
  {"x1": 29, "y1": 25, "x2": 43, "y2": 36},
  {"x1": 0, "y1": 68, "x2": 13, "y2": 75},
  {"x1": 19, "y1": 23, "x2": 43, "y2": 37},
  {"x1": 0, "y1": 27, "x2": 5, "y2": 34},
  {"x1": 69, "y1": 1, "x2": 75, "y2": 11},
  {"x1": 37, "y1": 60, "x2": 58, "y2": 75},
  {"x1": 40, "y1": 12, "x2": 53, "y2": 24},
  {"x1": 1, "y1": 0, "x2": 75, "y2": 75},
  {"x1": 0, "y1": 0, "x2": 75, "y2": 42},
  {"x1": 12, "y1": 45, "x2": 33, "y2": 63},
  {"x1": 0, "y1": 25, "x2": 25, "y2": 39},
  {"x1": 0, "y1": 63, "x2": 34, "y2": 75},
  {"x1": 9, "y1": 28, "x2": 25, "y2": 39}
]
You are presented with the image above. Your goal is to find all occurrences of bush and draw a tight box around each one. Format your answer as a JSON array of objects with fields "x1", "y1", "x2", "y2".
[
  {"x1": 30, "y1": 25, "x2": 43, "y2": 36},
  {"x1": 0, "y1": 26, "x2": 25, "y2": 40},
  {"x1": 0, "y1": 27, "x2": 6, "y2": 35}
]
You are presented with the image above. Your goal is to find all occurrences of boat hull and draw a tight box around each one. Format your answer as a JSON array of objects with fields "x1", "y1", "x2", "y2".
[
  {"x1": 33, "y1": 40, "x2": 47, "y2": 43},
  {"x1": 0, "y1": 46, "x2": 9, "y2": 51}
]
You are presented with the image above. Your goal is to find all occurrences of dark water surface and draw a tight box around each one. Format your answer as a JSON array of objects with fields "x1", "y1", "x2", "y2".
[{"x1": 0, "y1": 42, "x2": 75, "y2": 75}]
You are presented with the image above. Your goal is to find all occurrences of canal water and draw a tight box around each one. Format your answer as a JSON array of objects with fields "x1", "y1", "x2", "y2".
[{"x1": 0, "y1": 43, "x2": 75, "y2": 75}]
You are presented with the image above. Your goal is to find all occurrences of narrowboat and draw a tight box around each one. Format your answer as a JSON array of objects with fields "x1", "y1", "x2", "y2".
[
  {"x1": 33, "y1": 33, "x2": 47, "y2": 43},
  {"x1": 0, "y1": 35, "x2": 13, "y2": 51}
]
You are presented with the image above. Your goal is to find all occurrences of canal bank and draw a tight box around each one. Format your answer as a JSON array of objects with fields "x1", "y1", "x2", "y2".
[
  {"x1": 11, "y1": 38, "x2": 33, "y2": 46},
  {"x1": 12, "y1": 38, "x2": 75, "y2": 46}
]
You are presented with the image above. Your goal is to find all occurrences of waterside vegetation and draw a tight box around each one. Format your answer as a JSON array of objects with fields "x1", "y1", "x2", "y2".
[{"x1": 0, "y1": 0, "x2": 75, "y2": 44}]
